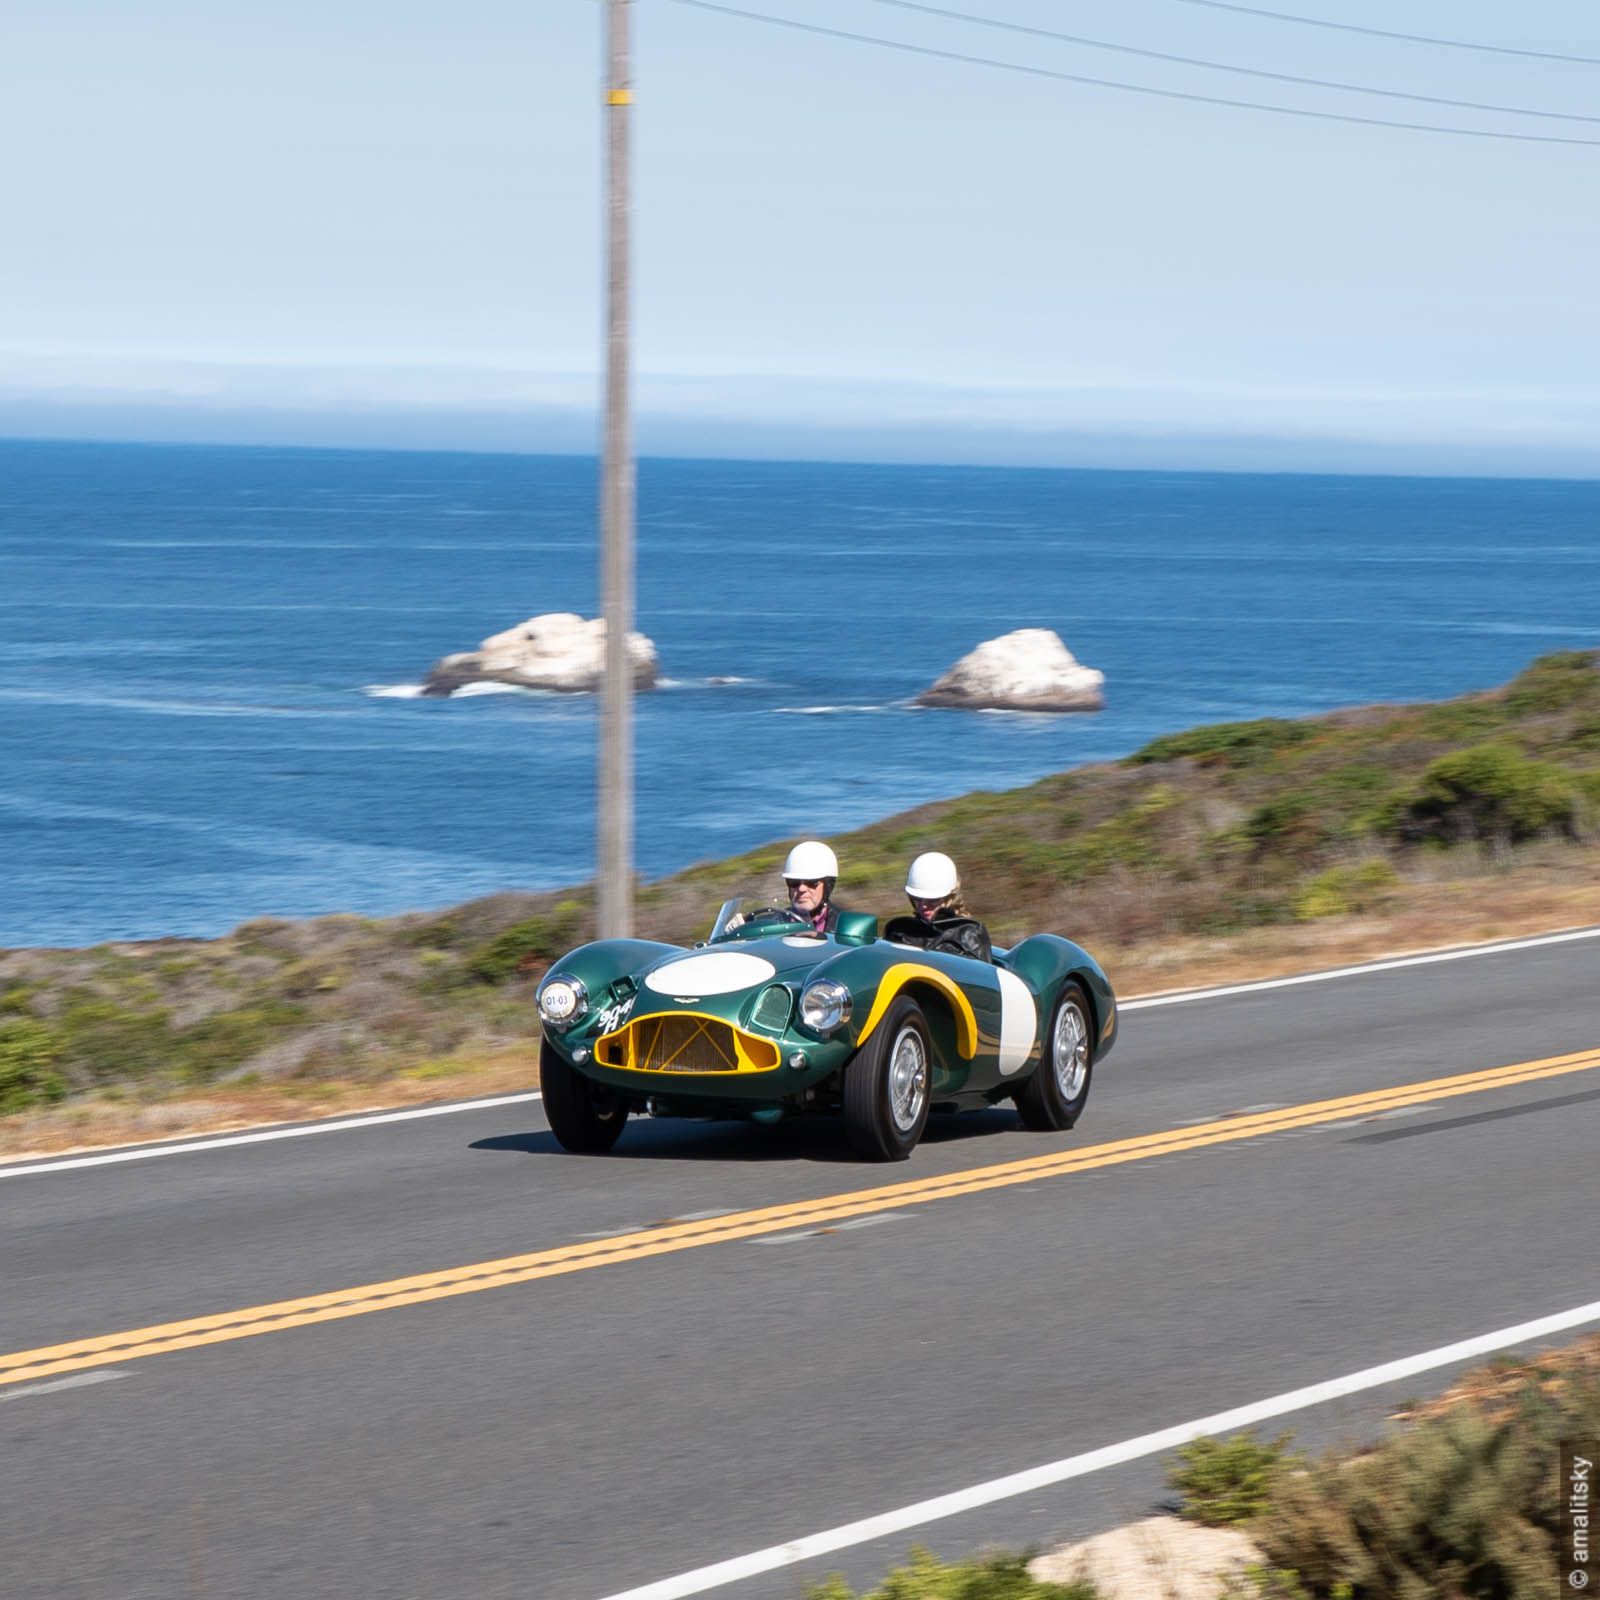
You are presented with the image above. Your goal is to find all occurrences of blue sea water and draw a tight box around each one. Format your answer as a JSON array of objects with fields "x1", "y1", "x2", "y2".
[{"x1": 3, "y1": 438, "x2": 1599, "y2": 948}]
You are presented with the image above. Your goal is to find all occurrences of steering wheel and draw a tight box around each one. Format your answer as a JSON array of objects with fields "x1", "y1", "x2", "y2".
[{"x1": 739, "y1": 905, "x2": 806, "y2": 926}]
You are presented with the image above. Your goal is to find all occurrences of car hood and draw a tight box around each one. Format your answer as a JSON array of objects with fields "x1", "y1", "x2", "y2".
[{"x1": 635, "y1": 934, "x2": 836, "y2": 999}]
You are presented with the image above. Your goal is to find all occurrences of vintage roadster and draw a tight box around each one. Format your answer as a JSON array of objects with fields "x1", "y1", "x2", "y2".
[{"x1": 535, "y1": 902, "x2": 1116, "y2": 1160}]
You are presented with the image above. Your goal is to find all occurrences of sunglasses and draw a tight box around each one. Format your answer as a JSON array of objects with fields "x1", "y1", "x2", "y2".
[{"x1": 785, "y1": 878, "x2": 826, "y2": 890}]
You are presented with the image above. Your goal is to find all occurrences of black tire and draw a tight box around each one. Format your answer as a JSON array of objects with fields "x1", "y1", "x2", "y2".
[
  {"x1": 540, "y1": 1037, "x2": 629, "y2": 1154},
  {"x1": 1014, "y1": 981, "x2": 1094, "y2": 1132},
  {"x1": 841, "y1": 996, "x2": 932, "y2": 1161}
]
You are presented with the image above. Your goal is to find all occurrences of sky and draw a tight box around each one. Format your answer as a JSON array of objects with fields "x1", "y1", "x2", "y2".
[{"x1": 4, "y1": 0, "x2": 1599, "y2": 473}]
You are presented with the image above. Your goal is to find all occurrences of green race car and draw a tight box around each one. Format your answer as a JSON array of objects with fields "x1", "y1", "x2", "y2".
[{"x1": 535, "y1": 901, "x2": 1117, "y2": 1161}]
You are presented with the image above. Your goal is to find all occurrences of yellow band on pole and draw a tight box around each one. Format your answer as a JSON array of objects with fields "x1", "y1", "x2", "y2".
[{"x1": 607, "y1": 88, "x2": 633, "y2": 105}]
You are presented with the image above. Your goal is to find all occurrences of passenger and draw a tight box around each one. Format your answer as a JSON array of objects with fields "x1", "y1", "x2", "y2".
[
  {"x1": 725, "y1": 840, "x2": 844, "y2": 936},
  {"x1": 884, "y1": 851, "x2": 993, "y2": 962}
]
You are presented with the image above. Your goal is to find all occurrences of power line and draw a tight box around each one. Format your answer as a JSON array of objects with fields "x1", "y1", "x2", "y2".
[
  {"x1": 1165, "y1": 0, "x2": 1600, "y2": 68},
  {"x1": 668, "y1": 0, "x2": 1600, "y2": 146},
  {"x1": 861, "y1": 0, "x2": 1600, "y2": 125}
]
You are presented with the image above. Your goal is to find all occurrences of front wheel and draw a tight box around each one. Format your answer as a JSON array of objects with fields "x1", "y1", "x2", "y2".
[
  {"x1": 1014, "y1": 982, "x2": 1093, "y2": 1132},
  {"x1": 841, "y1": 996, "x2": 931, "y2": 1161},
  {"x1": 540, "y1": 1038, "x2": 629, "y2": 1153}
]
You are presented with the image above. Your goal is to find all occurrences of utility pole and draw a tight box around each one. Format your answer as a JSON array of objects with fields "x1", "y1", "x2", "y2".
[{"x1": 598, "y1": 0, "x2": 634, "y2": 937}]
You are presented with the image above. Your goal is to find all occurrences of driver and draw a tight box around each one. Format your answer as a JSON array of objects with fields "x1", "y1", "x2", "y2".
[
  {"x1": 884, "y1": 851, "x2": 993, "y2": 962},
  {"x1": 726, "y1": 840, "x2": 843, "y2": 935}
]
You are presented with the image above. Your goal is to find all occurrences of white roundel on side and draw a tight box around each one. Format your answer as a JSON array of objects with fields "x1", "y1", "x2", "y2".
[
  {"x1": 644, "y1": 951, "x2": 777, "y2": 997},
  {"x1": 995, "y1": 967, "x2": 1038, "y2": 1076}
]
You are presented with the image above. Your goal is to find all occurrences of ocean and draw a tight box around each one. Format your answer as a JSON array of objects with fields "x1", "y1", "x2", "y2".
[{"x1": 3, "y1": 438, "x2": 1598, "y2": 948}]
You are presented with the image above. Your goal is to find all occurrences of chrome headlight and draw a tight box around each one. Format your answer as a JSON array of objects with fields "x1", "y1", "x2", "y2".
[
  {"x1": 538, "y1": 974, "x2": 588, "y2": 1030},
  {"x1": 800, "y1": 979, "x2": 852, "y2": 1035}
]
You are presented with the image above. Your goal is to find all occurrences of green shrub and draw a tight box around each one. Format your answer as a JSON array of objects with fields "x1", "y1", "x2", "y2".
[
  {"x1": 54, "y1": 999, "x2": 175, "y2": 1083},
  {"x1": 1242, "y1": 793, "x2": 1329, "y2": 860},
  {"x1": 170, "y1": 1003, "x2": 308, "y2": 1082},
  {"x1": 464, "y1": 905, "x2": 583, "y2": 985},
  {"x1": 1251, "y1": 1365, "x2": 1600, "y2": 1598},
  {"x1": 1168, "y1": 1430, "x2": 1301, "y2": 1526},
  {"x1": 0, "y1": 1018, "x2": 67, "y2": 1112},
  {"x1": 1413, "y1": 701, "x2": 1507, "y2": 744},
  {"x1": 1393, "y1": 743, "x2": 1581, "y2": 847},
  {"x1": 1502, "y1": 650, "x2": 1599, "y2": 717},
  {"x1": 805, "y1": 1546, "x2": 1098, "y2": 1599},
  {"x1": 1292, "y1": 860, "x2": 1399, "y2": 921},
  {"x1": 1217, "y1": 1567, "x2": 1346, "y2": 1600},
  {"x1": 1129, "y1": 719, "x2": 1313, "y2": 769}
]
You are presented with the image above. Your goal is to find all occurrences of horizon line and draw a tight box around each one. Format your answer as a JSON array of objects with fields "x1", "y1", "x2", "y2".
[{"x1": 5, "y1": 429, "x2": 1600, "y2": 486}]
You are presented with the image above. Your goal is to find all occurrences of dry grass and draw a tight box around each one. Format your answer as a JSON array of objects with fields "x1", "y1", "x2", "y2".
[
  {"x1": 1387, "y1": 1331, "x2": 1600, "y2": 1424},
  {"x1": 0, "y1": 1047, "x2": 536, "y2": 1160}
]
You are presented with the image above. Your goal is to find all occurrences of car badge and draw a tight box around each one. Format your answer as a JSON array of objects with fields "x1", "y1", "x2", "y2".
[{"x1": 674, "y1": 996, "x2": 700, "y2": 1004}]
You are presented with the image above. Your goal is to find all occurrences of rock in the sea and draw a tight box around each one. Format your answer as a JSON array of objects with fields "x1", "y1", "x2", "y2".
[
  {"x1": 421, "y1": 613, "x2": 659, "y2": 696},
  {"x1": 914, "y1": 628, "x2": 1105, "y2": 713}
]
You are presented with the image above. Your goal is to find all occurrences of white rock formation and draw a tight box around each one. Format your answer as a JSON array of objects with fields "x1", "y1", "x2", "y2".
[
  {"x1": 915, "y1": 628, "x2": 1105, "y2": 712},
  {"x1": 421, "y1": 613, "x2": 659, "y2": 696}
]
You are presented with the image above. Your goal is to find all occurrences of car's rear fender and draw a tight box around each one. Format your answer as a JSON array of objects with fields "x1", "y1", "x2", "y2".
[{"x1": 1000, "y1": 935, "x2": 1118, "y2": 1059}]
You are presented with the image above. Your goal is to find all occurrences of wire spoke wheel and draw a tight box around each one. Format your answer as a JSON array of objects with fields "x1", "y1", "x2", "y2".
[
  {"x1": 888, "y1": 1024, "x2": 929, "y2": 1133},
  {"x1": 1015, "y1": 982, "x2": 1094, "y2": 1133},
  {"x1": 1052, "y1": 997, "x2": 1090, "y2": 1103}
]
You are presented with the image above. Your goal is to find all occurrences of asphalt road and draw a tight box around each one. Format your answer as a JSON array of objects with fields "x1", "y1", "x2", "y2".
[{"x1": 4, "y1": 933, "x2": 1600, "y2": 1600}]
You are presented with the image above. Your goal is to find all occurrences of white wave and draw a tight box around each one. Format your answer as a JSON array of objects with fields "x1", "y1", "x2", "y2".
[
  {"x1": 657, "y1": 675, "x2": 766, "y2": 690},
  {"x1": 362, "y1": 683, "x2": 427, "y2": 699},
  {"x1": 976, "y1": 706, "x2": 1073, "y2": 718},
  {"x1": 449, "y1": 680, "x2": 544, "y2": 698}
]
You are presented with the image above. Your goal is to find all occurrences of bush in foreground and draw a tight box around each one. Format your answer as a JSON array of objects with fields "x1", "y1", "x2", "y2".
[
  {"x1": 1168, "y1": 1431, "x2": 1302, "y2": 1526},
  {"x1": 805, "y1": 1547, "x2": 1097, "y2": 1600},
  {"x1": 1245, "y1": 1341, "x2": 1600, "y2": 1598}
]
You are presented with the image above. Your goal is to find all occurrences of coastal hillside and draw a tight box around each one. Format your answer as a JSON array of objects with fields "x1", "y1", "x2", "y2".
[{"x1": 6, "y1": 649, "x2": 1600, "y2": 1135}]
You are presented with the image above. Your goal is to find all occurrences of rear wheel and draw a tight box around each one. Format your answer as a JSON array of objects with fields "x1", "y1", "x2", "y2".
[
  {"x1": 540, "y1": 1037, "x2": 629, "y2": 1153},
  {"x1": 842, "y1": 996, "x2": 931, "y2": 1161},
  {"x1": 1014, "y1": 982, "x2": 1093, "y2": 1132}
]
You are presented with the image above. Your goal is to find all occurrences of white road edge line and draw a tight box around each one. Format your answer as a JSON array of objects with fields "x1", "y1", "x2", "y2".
[
  {"x1": 7, "y1": 922, "x2": 1598, "y2": 1180},
  {"x1": 0, "y1": 1370, "x2": 128, "y2": 1402},
  {"x1": 594, "y1": 1297, "x2": 1600, "y2": 1600},
  {"x1": 1119, "y1": 925, "x2": 1600, "y2": 1011},
  {"x1": 0, "y1": 1093, "x2": 543, "y2": 1179}
]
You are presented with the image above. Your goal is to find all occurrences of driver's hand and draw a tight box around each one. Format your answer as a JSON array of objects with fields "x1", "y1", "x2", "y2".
[{"x1": 724, "y1": 912, "x2": 746, "y2": 932}]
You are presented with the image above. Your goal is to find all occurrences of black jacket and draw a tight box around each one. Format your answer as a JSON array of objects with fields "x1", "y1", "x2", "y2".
[{"x1": 883, "y1": 911, "x2": 993, "y2": 963}]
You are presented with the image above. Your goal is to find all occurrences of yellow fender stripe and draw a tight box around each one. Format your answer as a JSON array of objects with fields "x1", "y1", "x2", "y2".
[{"x1": 855, "y1": 963, "x2": 980, "y2": 1060}]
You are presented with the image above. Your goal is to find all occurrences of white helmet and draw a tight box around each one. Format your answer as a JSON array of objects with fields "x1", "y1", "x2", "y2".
[
  {"x1": 905, "y1": 851, "x2": 958, "y2": 900},
  {"x1": 782, "y1": 840, "x2": 838, "y2": 882}
]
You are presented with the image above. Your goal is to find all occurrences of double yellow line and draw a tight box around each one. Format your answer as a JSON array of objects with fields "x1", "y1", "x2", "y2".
[{"x1": 4, "y1": 1045, "x2": 1597, "y2": 1390}]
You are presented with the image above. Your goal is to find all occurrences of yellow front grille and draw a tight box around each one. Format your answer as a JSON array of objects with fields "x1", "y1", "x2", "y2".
[{"x1": 595, "y1": 1013, "x2": 780, "y2": 1075}]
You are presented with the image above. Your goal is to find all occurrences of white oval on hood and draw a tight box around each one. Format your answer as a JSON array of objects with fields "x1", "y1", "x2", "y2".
[{"x1": 644, "y1": 951, "x2": 777, "y2": 997}]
